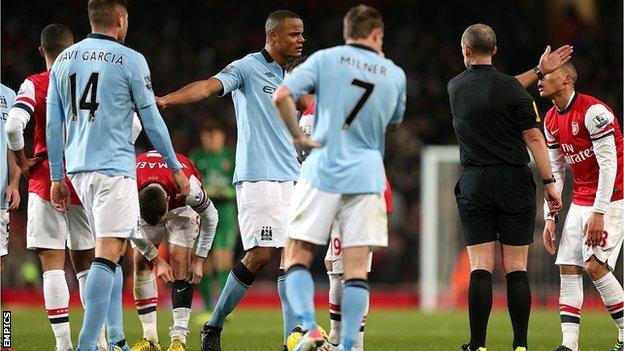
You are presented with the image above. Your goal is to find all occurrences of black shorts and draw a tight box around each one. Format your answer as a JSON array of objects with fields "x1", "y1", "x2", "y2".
[{"x1": 454, "y1": 165, "x2": 536, "y2": 246}]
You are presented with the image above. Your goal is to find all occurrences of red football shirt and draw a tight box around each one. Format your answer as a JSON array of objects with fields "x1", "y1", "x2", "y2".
[
  {"x1": 14, "y1": 71, "x2": 81, "y2": 204},
  {"x1": 544, "y1": 92, "x2": 624, "y2": 206},
  {"x1": 136, "y1": 151, "x2": 201, "y2": 210}
]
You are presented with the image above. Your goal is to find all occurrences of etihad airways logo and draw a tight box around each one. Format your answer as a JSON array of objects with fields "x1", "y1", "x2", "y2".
[{"x1": 561, "y1": 143, "x2": 593, "y2": 164}]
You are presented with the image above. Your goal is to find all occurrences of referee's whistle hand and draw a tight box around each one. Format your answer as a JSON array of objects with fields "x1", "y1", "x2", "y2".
[{"x1": 544, "y1": 183, "x2": 563, "y2": 212}]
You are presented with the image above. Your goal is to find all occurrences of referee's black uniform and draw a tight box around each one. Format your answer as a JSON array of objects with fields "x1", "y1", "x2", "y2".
[{"x1": 448, "y1": 64, "x2": 541, "y2": 246}]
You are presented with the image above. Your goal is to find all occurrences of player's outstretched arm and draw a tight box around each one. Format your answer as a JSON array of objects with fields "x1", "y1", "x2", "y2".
[
  {"x1": 156, "y1": 77, "x2": 224, "y2": 109},
  {"x1": 515, "y1": 45, "x2": 573, "y2": 88}
]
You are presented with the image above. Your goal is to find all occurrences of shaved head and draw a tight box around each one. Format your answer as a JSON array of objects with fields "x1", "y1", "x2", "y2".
[
  {"x1": 461, "y1": 23, "x2": 497, "y2": 55},
  {"x1": 41, "y1": 23, "x2": 74, "y2": 58},
  {"x1": 559, "y1": 61, "x2": 577, "y2": 83},
  {"x1": 265, "y1": 10, "x2": 301, "y2": 36}
]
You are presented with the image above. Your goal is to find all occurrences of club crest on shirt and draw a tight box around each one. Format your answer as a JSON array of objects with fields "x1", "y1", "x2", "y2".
[
  {"x1": 144, "y1": 76, "x2": 152, "y2": 90},
  {"x1": 594, "y1": 113, "x2": 608, "y2": 129},
  {"x1": 221, "y1": 64, "x2": 234, "y2": 74},
  {"x1": 0, "y1": 96, "x2": 6, "y2": 108},
  {"x1": 571, "y1": 121, "x2": 579, "y2": 135}
]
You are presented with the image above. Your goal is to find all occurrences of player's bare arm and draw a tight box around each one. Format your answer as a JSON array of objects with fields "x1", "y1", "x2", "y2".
[
  {"x1": 156, "y1": 77, "x2": 224, "y2": 108},
  {"x1": 522, "y1": 127, "x2": 563, "y2": 212},
  {"x1": 5, "y1": 150, "x2": 21, "y2": 211},
  {"x1": 12, "y1": 149, "x2": 41, "y2": 179},
  {"x1": 273, "y1": 85, "x2": 321, "y2": 149},
  {"x1": 515, "y1": 45, "x2": 573, "y2": 88}
]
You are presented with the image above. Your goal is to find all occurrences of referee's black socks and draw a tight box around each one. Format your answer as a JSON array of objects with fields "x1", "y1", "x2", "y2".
[
  {"x1": 469, "y1": 269, "x2": 492, "y2": 349},
  {"x1": 507, "y1": 270, "x2": 531, "y2": 349}
]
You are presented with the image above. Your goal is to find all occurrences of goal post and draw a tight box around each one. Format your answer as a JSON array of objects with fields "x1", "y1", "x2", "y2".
[{"x1": 420, "y1": 145, "x2": 461, "y2": 312}]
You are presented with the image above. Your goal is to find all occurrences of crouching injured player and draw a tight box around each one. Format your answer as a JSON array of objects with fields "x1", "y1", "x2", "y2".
[{"x1": 132, "y1": 151, "x2": 218, "y2": 351}]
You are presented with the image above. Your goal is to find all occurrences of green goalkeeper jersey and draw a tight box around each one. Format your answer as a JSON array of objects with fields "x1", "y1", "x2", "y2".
[{"x1": 190, "y1": 148, "x2": 236, "y2": 202}]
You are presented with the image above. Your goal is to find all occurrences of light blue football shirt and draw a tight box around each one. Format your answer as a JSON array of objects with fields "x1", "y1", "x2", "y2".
[
  {"x1": 47, "y1": 33, "x2": 180, "y2": 181},
  {"x1": 214, "y1": 49, "x2": 300, "y2": 185},
  {"x1": 0, "y1": 84, "x2": 16, "y2": 209},
  {"x1": 283, "y1": 44, "x2": 406, "y2": 194}
]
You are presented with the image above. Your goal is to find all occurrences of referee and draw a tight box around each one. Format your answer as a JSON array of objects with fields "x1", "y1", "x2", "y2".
[{"x1": 448, "y1": 24, "x2": 568, "y2": 351}]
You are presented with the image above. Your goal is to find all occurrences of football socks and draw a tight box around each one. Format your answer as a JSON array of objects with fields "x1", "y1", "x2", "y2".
[
  {"x1": 134, "y1": 269, "x2": 159, "y2": 342},
  {"x1": 593, "y1": 272, "x2": 624, "y2": 342},
  {"x1": 277, "y1": 273, "x2": 299, "y2": 345},
  {"x1": 171, "y1": 280, "x2": 193, "y2": 343},
  {"x1": 341, "y1": 279, "x2": 370, "y2": 351},
  {"x1": 77, "y1": 258, "x2": 116, "y2": 350},
  {"x1": 559, "y1": 274, "x2": 583, "y2": 351},
  {"x1": 328, "y1": 273, "x2": 343, "y2": 345},
  {"x1": 506, "y1": 271, "x2": 531, "y2": 349},
  {"x1": 43, "y1": 269, "x2": 72, "y2": 351},
  {"x1": 208, "y1": 260, "x2": 256, "y2": 328},
  {"x1": 285, "y1": 265, "x2": 317, "y2": 332},
  {"x1": 468, "y1": 269, "x2": 492, "y2": 349},
  {"x1": 107, "y1": 264, "x2": 127, "y2": 348}
]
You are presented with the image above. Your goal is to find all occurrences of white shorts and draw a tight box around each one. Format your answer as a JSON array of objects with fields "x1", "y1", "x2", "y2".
[
  {"x1": 69, "y1": 172, "x2": 140, "y2": 240},
  {"x1": 324, "y1": 220, "x2": 373, "y2": 274},
  {"x1": 556, "y1": 200, "x2": 624, "y2": 270},
  {"x1": 26, "y1": 193, "x2": 94, "y2": 250},
  {"x1": 1, "y1": 210, "x2": 8, "y2": 257},
  {"x1": 289, "y1": 180, "x2": 388, "y2": 249},
  {"x1": 236, "y1": 181, "x2": 293, "y2": 251},
  {"x1": 138, "y1": 206, "x2": 199, "y2": 248}
]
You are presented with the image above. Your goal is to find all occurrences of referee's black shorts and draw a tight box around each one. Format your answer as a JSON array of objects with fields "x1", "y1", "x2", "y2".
[{"x1": 454, "y1": 165, "x2": 536, "y2": 246}]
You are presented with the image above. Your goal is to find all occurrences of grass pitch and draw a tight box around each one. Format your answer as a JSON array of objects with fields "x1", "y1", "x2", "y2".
[{"x1": 4, "y1": 306, "x2": 620, "y2": 350}]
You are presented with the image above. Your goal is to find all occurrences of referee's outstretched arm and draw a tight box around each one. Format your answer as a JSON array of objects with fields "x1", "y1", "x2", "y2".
[{"x1": 522, "y1": 128, "x2": 563, "y2": 212}]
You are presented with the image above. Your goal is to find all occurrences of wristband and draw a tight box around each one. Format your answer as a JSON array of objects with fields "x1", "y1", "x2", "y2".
[
  {"x1": 546, "y1": 212, "x2": 559, "y2": 224},
  {"x1": 534, "y1": 67, "x2": 545, "y2": 80},
  {"x1": 543, "y1": 176, "x2": 556, "y2": 185}
]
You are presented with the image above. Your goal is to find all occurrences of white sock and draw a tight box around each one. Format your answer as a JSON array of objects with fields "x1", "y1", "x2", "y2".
[
  {"x1": 77, "y1": 269, "x2": 108, "y2": 348},
  {"x1": 134, "y1": 269, "x2": 159, "y2": 342},
  {"x1": 171, "y1": 307, "x2": 191, "y2": 344},
  {"x1": 559, "y1": 274, "x2": 583, "y2": 351},
  {"x1": 593, "y1": 272, "x2": 624, "y2": 342},
  {"x1": 76, "y1": 269, "x2": 89, "y2": 308},
  {"x1": 43, "y1": 270, "x2": 72, "y2": 351},
  {"x1": 328, "y1": 273, "x2": 343, "y2": 345}
]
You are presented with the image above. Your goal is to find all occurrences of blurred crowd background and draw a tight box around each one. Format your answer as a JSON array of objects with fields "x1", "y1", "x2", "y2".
[{"x1": 1, "y1": 0, "x2": 622, "y2": 298}]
